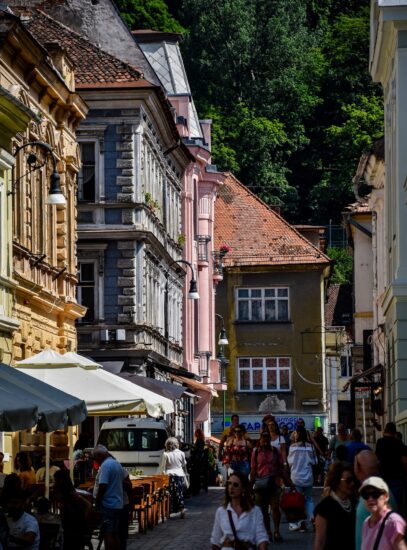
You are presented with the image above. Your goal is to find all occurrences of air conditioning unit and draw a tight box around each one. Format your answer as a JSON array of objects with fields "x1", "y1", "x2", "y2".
[
  {"x1": 100, "y1": 330, "x2": 110, "y2": 342},
  {"x1": 116, "y1": 329, "x2": 126, "y2": 341}
]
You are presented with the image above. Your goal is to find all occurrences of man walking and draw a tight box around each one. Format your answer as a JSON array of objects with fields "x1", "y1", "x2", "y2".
[{"x1": 93, "y1": 444, "x2": 124, "y2": 550}]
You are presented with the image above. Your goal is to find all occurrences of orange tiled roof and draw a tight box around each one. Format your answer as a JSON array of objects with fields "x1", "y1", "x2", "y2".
[
  {"x1": 214, "y1": 173, "x2": 330, "y2": 267},
  {"x1": 14, "y1": 8, "x2": 143, "y2": 86}
]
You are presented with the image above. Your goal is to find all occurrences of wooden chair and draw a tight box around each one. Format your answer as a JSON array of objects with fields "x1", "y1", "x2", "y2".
[{"x1": 130, "y1": 485, "x2": 148, "y2": 534}]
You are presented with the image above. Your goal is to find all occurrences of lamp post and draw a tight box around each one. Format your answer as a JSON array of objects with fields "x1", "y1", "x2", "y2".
[
  {"x1": 13, "y1": 141, "x2": 66, "y2": 205},
  {"x1": 216, "y1": 313, "x2": 229, "y2": 430}
]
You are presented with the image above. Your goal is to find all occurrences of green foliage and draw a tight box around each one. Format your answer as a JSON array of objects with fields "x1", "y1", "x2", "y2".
[
  {"x1": 114, "y1": 0, "x2": 184, "y2": 33},
  {"x1": 327, "y1": 247, "x2": 353, "y2": 284},
  {"x1": 115, "y1": 0, "x2": 382, "y2": 224}
]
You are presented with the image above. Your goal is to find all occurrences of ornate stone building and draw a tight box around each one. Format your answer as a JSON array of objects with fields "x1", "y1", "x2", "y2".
[{"x1": 0, "y1": 8, "x2": 87, "y2": 360}]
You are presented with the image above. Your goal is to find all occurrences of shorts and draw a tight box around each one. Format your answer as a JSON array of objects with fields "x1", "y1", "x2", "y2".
[
  {"x1": 255, "y1": 484, "x2": 282, "y2": 508},
  {"x1": 101, "y1": 506, "x2": 122, "y2": 535}
]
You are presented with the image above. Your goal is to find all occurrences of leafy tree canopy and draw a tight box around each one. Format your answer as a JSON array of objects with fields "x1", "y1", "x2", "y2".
[
  {"x1": 327, "y1": 247, "x2": 353, "y2": 284},
  {"x1": 114, "y1": 0, "x2": 184, "y2": 33},
  {"x1": 115, "y1": 0, "x2": 382, "y2": 225}
]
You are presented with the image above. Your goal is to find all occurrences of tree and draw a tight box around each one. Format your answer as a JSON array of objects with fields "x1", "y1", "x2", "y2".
[
  {"x1": 114, "y1": 0, "x2": 184, "y2": 33},
  {"x1": 327, "y1": 247, "x2": 353, "y2": 284}
]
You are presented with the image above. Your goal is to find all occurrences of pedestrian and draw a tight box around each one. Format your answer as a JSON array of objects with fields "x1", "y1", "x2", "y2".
[
  {"x1": 281, "y1": 424, "x2": 291, "y2": 453},
  {"x1": 250, "y1": 431, "x2": 289, "y2": 542},
  {"x1": 53, "y1": 469, "x2": 91, "y2": 550},
  {"x1": 16, "y1": 452, "x2": 36, "y2": 491},
  {"x1": 329, "y1": 423, "x2": 350, "y2": 461},
  {"x1": 375, "y1": 422, "x2": 407, "y2": 514},
  {"x1": 162, "y1": 437, "x2": 187, "y2": 518},
  {"x1": 313, "y1": 427, "x2": 329, "y2": 485},
  {"x1": 210, "y1": 471, "x2": 269, "y2": 550},
  {"x1": 218, "y1": 414, "x2": 240, "y2": 460},
  {"x1": 189, "y1": 429, "x2": 210, "y2": 495},
  {"x1": 354, "y1": 450, "x2": 397, "y2": 550},
  {"x1": 266, "y1": 419, "x2": 287, "y2": 464},
  {"x1": 313, "y1": 462, "x2": 357, "y2": 550},
  {"x1": 223, "y1": 424, "x2": 252, "y2": 478},
  {"x1": 6, "y1": 492, "x2": 40, "y2": 550},
  {"x1": 360, "y1": 476, "x2": 407, "y2": 550},
  {"x1": 93, "y1": 444, "x2": 124, "y2": 550},
  {"x1": 287, "y1": 426, "x2": 317, "y2": 532},
  {"x1": 346, "y1": 429, "x2": 370, "y2": 465}
]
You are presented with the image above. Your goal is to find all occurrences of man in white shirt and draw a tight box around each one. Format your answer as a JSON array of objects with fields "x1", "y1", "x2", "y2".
[{"x1": 6, "y1": 494, "x2": 40, "y2": 550}]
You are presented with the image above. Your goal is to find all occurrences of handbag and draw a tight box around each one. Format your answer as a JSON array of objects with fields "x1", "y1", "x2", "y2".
[
  {"x1": 227, "y1": 511, "x2": 256, "y2": 550},
  {"x1": 280, "y1": 489, "x2": 307, "y2": 522},
  {"x1": 183, "y1": 473, "x2": 190, "y2": 489}
]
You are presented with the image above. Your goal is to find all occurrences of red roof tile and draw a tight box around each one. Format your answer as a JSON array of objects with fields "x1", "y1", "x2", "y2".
[
  {"x1": 13, "y1": 8, "x2": 144, "y2": 86},
  {"x1": 214, "y1": 173, "x2": 330, "y2": 267}
]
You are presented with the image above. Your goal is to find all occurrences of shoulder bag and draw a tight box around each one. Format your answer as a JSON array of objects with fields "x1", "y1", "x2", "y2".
[
  {"x1": 227, "y1": 510, "x2": 256, "y2": 550},
  {"x1": 253, "y1": 448, "x2": 277, "y2": 492},
  {"x1": 373, "y1": 511, "x2": 393, "y2": 550}
]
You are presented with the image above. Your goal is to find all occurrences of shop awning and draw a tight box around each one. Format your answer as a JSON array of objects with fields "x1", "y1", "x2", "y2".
[
  {"x1": 118, "y1": 373, "x2": 187, "y2": 401},
  {"x1": 171, "y1": 374, "x2": 219, "y2": 397},
  {"x1": 0, "y1": 362, "x2": 87, "y2": 431},
  {"x1": 16, "y1": 349, "x2": 174, "y2": 417},
  {"x1": 342, "y1": 363, "x2": 384, "y2": 391}
]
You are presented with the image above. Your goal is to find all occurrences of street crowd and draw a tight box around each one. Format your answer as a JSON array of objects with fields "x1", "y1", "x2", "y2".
[
  {"x1": 203, "y1": 415, "x2": 407, "y2": 550},
  {"x1": 1, "y1": 418, "x2": 407, "y2": 550}
]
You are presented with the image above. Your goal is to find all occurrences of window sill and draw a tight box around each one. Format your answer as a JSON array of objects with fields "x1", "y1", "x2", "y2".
[
  {"x1": 234, "y1": 320, "x2": 291, "y2": 325},
  {"x1": 237, "y1": 389, "x2": 292, "y2": 393}
]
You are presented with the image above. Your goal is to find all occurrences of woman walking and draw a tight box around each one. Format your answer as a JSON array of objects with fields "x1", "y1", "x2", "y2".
[
  {"x1": 360, "y1": 476, "x2": 406, "y2": 550},
  {"x1": 266, "y1": 419, "x2": 287, "y2": 464},
  {"x1": 250, "y1": 431, "x2": 288, "y2": 542},
  {"x1": 313, "y1": 462, "x2": 357, "y2": 550},
  {"x1": 223, "y1": 424, "x2": 252, "y2": 478},
  {"x1": 211, "y1": 471, "x2": 269, "y2": 550},
  {"x1": 189, "y1": 429, "x2": 210, "y2": 495},
  {"x1": 287, "y1": 426, "x2": 317, "y2": 532},
  {"x1": 162, "y1": 437, "x2": 187, "y2": 518}
]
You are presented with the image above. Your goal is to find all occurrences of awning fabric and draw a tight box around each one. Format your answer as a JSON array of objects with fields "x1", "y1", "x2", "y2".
[
  {"x1": 171, "y1": 374, "x2": 219, "y2": 397},
  {"x1": 16, "y1": 349, "x2": 174, "y2": 417},
  {"x1": 0, "y1": 362, "x2": 87, "y2": 431},
  {"x1": 342, "y1": 363, "x2": 384, "y2": 392},
  {"x1": 118, "y1": 373, "x2": 187, "y2": 401},
  {"x1": 0, "y1": 386, "x2": 38, "y2": 432}
]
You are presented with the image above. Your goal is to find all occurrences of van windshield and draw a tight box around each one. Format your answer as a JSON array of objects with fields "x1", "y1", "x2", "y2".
[{"x1": 98, "y1": 428, "x2": 167, "y2": 452}]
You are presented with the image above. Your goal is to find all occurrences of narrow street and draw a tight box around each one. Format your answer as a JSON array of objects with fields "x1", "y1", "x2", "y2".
[{"x1": 127, "y1": 487, "x2": 321, "y2": 550}]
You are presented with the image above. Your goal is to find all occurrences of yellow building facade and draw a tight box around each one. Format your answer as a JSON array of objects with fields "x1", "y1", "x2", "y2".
[{"x1": 0, "y1": 12, "x2": 87, "y2": 359}]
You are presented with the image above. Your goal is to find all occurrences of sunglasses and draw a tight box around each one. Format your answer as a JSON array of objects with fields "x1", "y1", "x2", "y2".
[
  {"x1": 361, "y1": 489, "x2": 384, "y2": 500},
  {"x1": 234, "y1": 430, "x2": 242, "y2": 434},
  {"x1": 340, "y1": 477, "x2": 355, "y2": 485},
  {"x1": 227, "y1": 481, "x2": 241, "y2": 488}
]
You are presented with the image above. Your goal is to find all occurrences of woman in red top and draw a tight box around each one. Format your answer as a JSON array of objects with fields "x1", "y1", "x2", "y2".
[
  {"x1": 223, "y1": 424, "x2": 252, "y2": 478},
  {"x1": 250, "y1": 431, "x2": 287, "y2": 542}
]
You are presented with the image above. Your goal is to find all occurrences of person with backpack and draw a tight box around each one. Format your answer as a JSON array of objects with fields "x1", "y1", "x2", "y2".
[{"x1": 250, "y1": 431, "x2": 287, "y2": 542}]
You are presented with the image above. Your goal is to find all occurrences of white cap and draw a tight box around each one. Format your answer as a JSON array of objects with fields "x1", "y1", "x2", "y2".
[{"x1": 359, "y1": 476, "x2": 389, "y2": 494}]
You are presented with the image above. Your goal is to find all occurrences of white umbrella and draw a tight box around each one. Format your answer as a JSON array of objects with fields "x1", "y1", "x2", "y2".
[{"x1": 16, "y1": 349, "x2": 174, "y2": 417}]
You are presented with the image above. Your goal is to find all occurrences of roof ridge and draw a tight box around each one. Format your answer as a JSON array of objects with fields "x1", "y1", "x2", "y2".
[
  {"x1": 33, "y1": 8, "x2": 145, "y2": 80},
  {"x1": 222, "y1": 172, "x2": 330, "y2": 263}
]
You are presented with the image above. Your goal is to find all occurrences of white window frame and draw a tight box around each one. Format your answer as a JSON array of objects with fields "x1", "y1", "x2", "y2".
[
  {"x1": 237, "y1": 356, "x2": 292, "y2": 392},
  {"x1": 77, "y1": 260, "x2": 100, "y2": 324},
  {"x1": 77, "y1": 137, "x2": 105, "y2": 225},
  {"x1": 235, "y1": 287, "x2": 290, "y2": 322}
]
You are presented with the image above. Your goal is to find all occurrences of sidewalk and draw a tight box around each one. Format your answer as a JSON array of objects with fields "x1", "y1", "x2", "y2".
[{"x1": 126, "y1": 487, "x2": 322, "y2": 550}]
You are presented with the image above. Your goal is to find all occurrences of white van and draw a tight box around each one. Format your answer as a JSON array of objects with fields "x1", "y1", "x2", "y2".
[{"x1": 97, "y1": 418, "x2": 172, "y2": 475}]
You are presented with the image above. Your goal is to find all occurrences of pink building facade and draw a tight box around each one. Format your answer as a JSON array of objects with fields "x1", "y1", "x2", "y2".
[{"x1": 135, "y1": 31, "x2": 226, "y2": 435}]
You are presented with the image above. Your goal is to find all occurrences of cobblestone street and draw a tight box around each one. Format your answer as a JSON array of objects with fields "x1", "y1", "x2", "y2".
[{"x1": 127, "y1": 487, "x2": 321, "y2": 550}]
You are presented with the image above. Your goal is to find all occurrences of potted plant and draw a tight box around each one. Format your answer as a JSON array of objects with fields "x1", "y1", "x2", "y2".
[{"x1": 219, "y1": 243, "x2": 232, "y2": 256}]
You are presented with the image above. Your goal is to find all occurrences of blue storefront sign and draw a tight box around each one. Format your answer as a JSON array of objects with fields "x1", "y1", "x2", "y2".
[{"x1": 212, "y1": 414, "x2": 325, "y2": 435}]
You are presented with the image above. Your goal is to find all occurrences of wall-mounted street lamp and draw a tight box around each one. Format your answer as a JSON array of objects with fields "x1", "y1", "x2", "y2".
[
  {"x1": 168, "y1": 259, "x2": 199, "y2": 300},
  {"x1": 12, "y1": 141, "x2": 66, "y2": 205},
  {"x1": 216, "y1": 313, "x2": 229, "y2": 429}
]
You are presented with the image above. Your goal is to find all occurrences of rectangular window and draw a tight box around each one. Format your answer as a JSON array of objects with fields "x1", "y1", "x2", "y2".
[
  {"x1": 77, "y1": 261, "x2": 96, "y2": 323},
  {"x1": 340, "y1": 355, "x2": 352, "y2": 378},
  {"x1": 237, "y1": 357, "x2": 291, "y2": 392},
  {"x1": 78, "y1": 142, "x2": 96, "y2": 202},
  {"x1": 236, "y1": 287, "x2": 289, "y2": 321}
]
